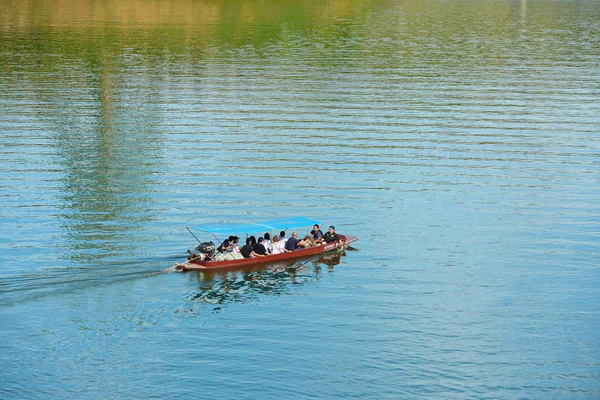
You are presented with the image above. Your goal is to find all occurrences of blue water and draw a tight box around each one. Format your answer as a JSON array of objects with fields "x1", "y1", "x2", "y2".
[{"x1": 1, "y1": 0, "x2": 599, "y2": 398}]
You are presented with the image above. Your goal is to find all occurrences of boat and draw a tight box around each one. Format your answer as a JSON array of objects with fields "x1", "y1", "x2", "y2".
[{"x1": 175, "y1": 217, "x2": 358, "y2": 271}]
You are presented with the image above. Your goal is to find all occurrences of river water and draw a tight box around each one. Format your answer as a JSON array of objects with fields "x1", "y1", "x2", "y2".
[{"x1": 1, "y1": 0, "x2": 599, "y2": 398}]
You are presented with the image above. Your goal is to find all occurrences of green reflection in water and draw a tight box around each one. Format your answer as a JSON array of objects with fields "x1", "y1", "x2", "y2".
[
  {"x1": 2, "y1": 0, "x2": 596, "y2": 83},
  {"x1": 54, "y1": 53, "x2": 165, "y2": 262},
  {"x1": 5, "y1": 42, "x2": 167, "y2": 262},
  {"x1": 1, "y1": 0, "x2": 597, "y2": 263}
]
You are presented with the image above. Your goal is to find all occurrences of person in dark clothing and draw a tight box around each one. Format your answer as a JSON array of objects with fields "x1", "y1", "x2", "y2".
[
  {"x1": 254, "y1": 237, "x2": 268, "y2": 256},
  {"x1": 323, "y1": 226, "x2": 340, "y2": 243},
  {"x1": 218, "y1": 236, "x2": 234, "y2": 252},
  {"x1": 241, "y1": 238, "x2": 254, "y2": 258},
  {"x1": 303, "y1": 224, "x2": 324, "y2": 246},
  {"x1": 285, "y1": 232, "x2": 301, "y2": 251},
  {"x1": 311, "y1": 225, "x2": 324, "y2": 240},
  {"x1": 241, "y1": 237, "x2": 265, "y2": 258}
]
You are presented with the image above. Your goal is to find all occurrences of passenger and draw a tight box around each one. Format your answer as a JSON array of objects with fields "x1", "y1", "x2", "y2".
[
  {"x1": 263, "y1": 232, "x2": 272, "y2": 254},
  {"x1": 279, "y1": 231, "x2": 288, "y2": 248},
  {"x1": 254, "y1": 237, "x2": 268, "y2": 256},
  {"x1": 311, "y1": 224, "x2": 324, "y2": 242},
  {"x1": 323, "y1": 225, "x2": 340, "y2": 243},
  {"x1": 303, "y1": 224, "x2": 324, "y2": 246},
  {"x1": 231, "y1": 236, "x2": 241, "y2": 255},
  {"x1": 277, "y1": 234, "x2": 288, "y2": 253},
  {"x1": 217, "y1": 236, "x2": 234, "y2": 253},
  {"x1": 285, "y1": 231, "x2": 301, "y2": 251},
  {"x1": 271, "y1": 235, "x2": 282, "y2": 254},
  {"x1": 241, "y1": 238, "x2": 264, "y2": 258}
]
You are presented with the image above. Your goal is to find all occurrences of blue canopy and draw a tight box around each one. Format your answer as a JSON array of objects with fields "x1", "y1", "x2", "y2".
[{"x1": 190, "y1": 216, "x2": 322, "y2": 237}]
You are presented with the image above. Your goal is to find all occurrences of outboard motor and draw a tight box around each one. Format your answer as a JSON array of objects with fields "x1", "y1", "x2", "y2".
[{"x1": 195, "y1": 241, "x2": 216, "y2": 260}]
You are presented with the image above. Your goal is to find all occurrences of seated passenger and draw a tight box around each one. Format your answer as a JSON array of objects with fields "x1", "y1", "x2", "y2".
[
  {"x1": 271, "y1": 235, "x2": 281, "y2": 254},
  {"x1": 249, "y1": 236, "x2": 257, "y2": 246},
  {"x1": 231, "y1": 236, "x2": 241, "y2": 254},
  {"x1": 279, "y1": 231, "x2": 288, "y2": 248},
  {"x1": 217, "y1": 236, "x2": 234, "y2": 253},
  {"x1": 303, "y1": 224, "x2": 324, "y2": 246},
  {"x1": 254, "y1": 237, "x2": 268, "y2": 256},
  {"x1": 323, "y1": 225, "x2": 340, "y2": 243},
  {"x1": 263, "y1": 233, "x2": 273, "y2": 254},
  {"x1": 285, "y1": 231, "x2": 301, "y2": 251},
  {"x1": 272, "y1": 235, "x2": 289, "y2": 254},
  {"x1": 241, "y1": 238, "x2": 264, "y2": 258}
]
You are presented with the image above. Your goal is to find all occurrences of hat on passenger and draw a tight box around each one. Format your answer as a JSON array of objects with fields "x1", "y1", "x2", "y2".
[{"x1": 329, "y1": 225, "x2": 335, "y2": 230}]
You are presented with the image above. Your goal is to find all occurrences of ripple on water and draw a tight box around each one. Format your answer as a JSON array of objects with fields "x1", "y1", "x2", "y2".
[{"x1": 1, "y1": 0, "x2": 600, "y2": 398}]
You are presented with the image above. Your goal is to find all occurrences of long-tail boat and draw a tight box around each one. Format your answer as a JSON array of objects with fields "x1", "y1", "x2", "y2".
[{"x1": 175, "y1": 217, "x2": 358, "y2": 271}]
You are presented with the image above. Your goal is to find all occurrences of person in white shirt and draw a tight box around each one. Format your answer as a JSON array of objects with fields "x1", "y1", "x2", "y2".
[
  {"x1": 263, "y1": 232, "x2": 273, "y2": 254},
  {"x1": 279, "y1": 231, "x2": 288, "y2": 248},
  {"x1": 271, "y1": 235, "x2": 288, "y2": 254}
]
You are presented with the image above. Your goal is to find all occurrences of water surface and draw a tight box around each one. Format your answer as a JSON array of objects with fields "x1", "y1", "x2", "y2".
[{"x1": 1, "y1": 0, "x2": 599, "y2": 398}]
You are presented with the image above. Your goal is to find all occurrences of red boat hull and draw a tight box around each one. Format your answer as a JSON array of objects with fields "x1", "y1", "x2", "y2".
[{"x1": 176, "y1": 235, "x2": 358, "y2": 271}]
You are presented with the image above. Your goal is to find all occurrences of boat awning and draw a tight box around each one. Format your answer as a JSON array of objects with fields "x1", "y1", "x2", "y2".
[{"x1": 190, "y1": 216, "x2": 322, "y2": 236}]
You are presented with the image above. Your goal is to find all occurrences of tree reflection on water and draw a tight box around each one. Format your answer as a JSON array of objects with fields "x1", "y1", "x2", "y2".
[{"x1": 189, "y1": 248, "x2": 355, "y2": 305}]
